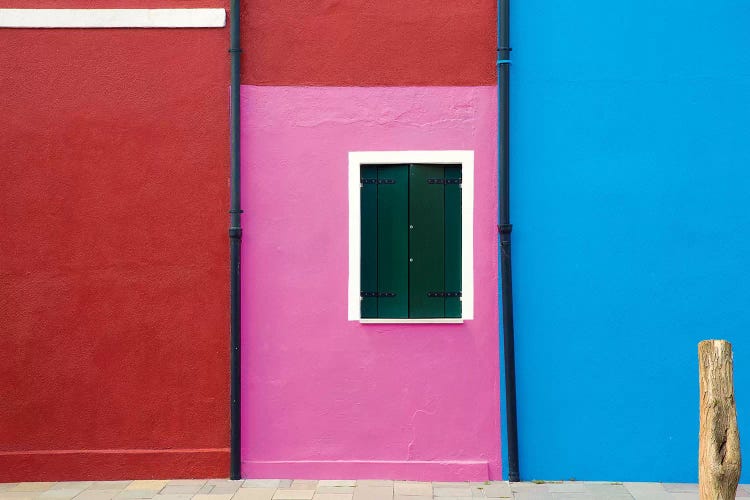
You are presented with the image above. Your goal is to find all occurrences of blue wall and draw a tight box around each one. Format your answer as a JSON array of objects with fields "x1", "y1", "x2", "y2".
[{"x1": 509, "y1": 0, "x2": 750, "y2": 482}]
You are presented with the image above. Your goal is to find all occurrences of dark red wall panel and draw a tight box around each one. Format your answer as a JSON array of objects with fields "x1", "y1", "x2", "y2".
[
  {"x1": 0, "y1": 25, "x2": 230, "y2": 481},
  {"x1": 241, "y1": 0, "x2": 497, "y2": 86}
]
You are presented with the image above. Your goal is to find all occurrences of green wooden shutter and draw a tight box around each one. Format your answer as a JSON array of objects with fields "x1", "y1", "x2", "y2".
[
  {"x1": 377, "y1": 165, "x2": 409, "y2": 318},
  {"x1": 444, "y1": 165, "x2": 462, "y2": 318},
  {"x1": 409, "y1": 164, "x2": 445, "y2": 318},
  {"x1": 360, "y1": 165, "x2": 378, "y2": 318},
  {"x1": 361, "y1": 163, "x2": 461, "y2": 320}
]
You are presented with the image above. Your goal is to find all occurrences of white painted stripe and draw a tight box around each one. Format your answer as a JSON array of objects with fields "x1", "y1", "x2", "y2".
[{"x1": 0, "y1": 9, "x2": 226, "y2": 28}]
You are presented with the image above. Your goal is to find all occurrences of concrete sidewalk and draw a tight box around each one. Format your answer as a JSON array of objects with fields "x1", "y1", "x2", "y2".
[{"x1": 2, "y1": 479, "x2": 748, "y2": 500}]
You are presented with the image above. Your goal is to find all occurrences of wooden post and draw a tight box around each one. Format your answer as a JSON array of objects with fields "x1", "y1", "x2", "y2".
[{"x1": 699, "y1": 340, "x2": 741, "y2": 500}]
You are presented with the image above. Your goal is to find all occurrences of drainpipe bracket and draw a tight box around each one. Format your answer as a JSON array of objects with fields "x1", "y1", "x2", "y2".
[
  {"x1": 497, "y1": 47, "x2": 512, "y2": 66},
  {"x1": 229, "y1": 227, "x2": 243, "y2": 239},
  {"x1": 498, "y1": 223, "x2": 513, "y2": 234}
]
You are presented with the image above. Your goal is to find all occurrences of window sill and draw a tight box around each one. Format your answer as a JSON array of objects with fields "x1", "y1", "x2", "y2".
[{"x1": 359, "y1": 318, "x2": 464, "y2": 324}]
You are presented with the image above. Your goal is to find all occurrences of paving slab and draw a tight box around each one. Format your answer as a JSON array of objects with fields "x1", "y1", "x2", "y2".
[
  {"x1": 125, "y1": 482, "x2": 167, "y2": 492},
  {"x1": 290, "y1": 483, "x2": 318, "y2": 492},
  {"x1": 39, "y1": 489, "x2": 85, "y2": 499},
  {"x1": 544, "y1": 483, "x2": 585, "y2": 494},
  {"x1": 622, "y1": 482, "x2": 669, "y2": 500},
  {"x1": 433, "y1": 489, "x2": 471, "y2": 498},
  {"x1": 233, "y1": 488, "x2": 276, "y2": 500},
  {"x1": 0, "y1": 494, "x2": 43, "y2": 500},
  {"x1": 510, "y1": 484, "x2": 549, "y2": 493},
  {"x1": 317, "y1": 482, "x2": 355, "y2": 488},
  {"x1": 192, "y1": 494, "x2": 233, "y2": 500},
  {"x1": 666, "y1": 494, "x2": 698, "y2": 500},
  {"x1": 548, "y1": 494, "x2": 597, "y2": 500},
  {"x1": 394, "y1": 483, "x2": 431, "y2": 497},
  {"x1": 272, "y1": 490, "x2": 315, "y2": 500},
  {"x1": 315, "y1": 488, "x2": 354, "y2": 494},
  {"x1": 87, "y1": 483, "x2": 132, "y2": 491},
  {"x1": 582, "y1": 483, "x2": 630, "y2": 495},
  {"x1": 512, "y1": 493, "x2": 551, "y2": 500},
  {"x1": 10, "y1": 485, "x2": 55, "y2": 493},
  {"x1": 355, "y1": 482, "x2": 392, "y2": 488},
  {"x1": 242, "y1": 481, "x2": 282, "y2": 489},
  {"x1": 51, "y1": 482, "x2": 94, "y2": 491},
  {"x1": 115, "y1": 490, "x2": 159, "y2": 499},
  {"x1": 161, "y1": 487, "x2": 205, "y2": 496},
  {"x1": 662, "y1": 484, "x2": 698, "y2": 493},
  {"x1": 211, "y1": 483, "x2": 243, "y2": 495},
  {"x1": 151, "y1": 495, "x2": 194, "y2": 500},
  {"x1": 479, "y1": 484, "x2": 511, "y2": 498},
  {"x1": 353, "y1": 486, "x2": 393, "y2": 500},
  {"x1": 74, "y1": 490, "x2": 123, "y2": 500}
]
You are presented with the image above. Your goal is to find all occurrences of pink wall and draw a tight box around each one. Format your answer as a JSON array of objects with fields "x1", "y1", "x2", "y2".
[{"x1": 240, "y1": 86, "x2": 500, "y2": 481}]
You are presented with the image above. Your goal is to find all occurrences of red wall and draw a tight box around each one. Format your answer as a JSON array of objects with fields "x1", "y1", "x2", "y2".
[
  {"x1": 242, "y1": 0, "x2": 496, "y2": 86},
  {"x1": 0, "y1": 18, "x2": 230, "y2": 480}
]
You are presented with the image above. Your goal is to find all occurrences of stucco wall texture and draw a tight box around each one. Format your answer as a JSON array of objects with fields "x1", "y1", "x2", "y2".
[
  {"x1": 241, "y1": 0, "x2": 496, "y2": 86},
  {"x1": 510, "y1": 0, "x2": 750, "y2": 483},
  {"x1": 0, "y1": 26, "x2": 230, "y2": 480},
  {"x1": 240, "y1": 85, "x2": 500, "y2": 480}
]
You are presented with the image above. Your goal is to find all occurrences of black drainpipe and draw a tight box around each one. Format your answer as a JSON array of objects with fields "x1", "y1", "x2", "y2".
[
  {"x1": 498, "y1": 0, "x2": 520, "y2": 483},
  {"x1": 229, "y1": 0, "x2": 242, "y2": 481}
]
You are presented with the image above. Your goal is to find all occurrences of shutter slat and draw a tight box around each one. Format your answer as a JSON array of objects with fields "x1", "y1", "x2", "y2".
[
  {"x1": 360, "y1": 165, "x2": 378, "y2": 318},
  {"x1": 377, "y1": 165, "x2": 409, "y2": 318},
  {"x1": 444, "y1": 165, "x2": 462, "y2": 318},
  {"x1": 409, "y1": 164, "x2": 445, "y2": 318}
]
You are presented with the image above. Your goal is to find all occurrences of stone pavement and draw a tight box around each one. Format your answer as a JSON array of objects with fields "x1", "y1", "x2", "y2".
[{"x1": 2, "y1": 479, "x2": 750, "y2": 500}]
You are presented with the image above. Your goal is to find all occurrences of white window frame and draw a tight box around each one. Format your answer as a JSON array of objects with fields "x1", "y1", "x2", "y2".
[{"x1": 348, "y1": 150, "x2": 474, "y2": 323}]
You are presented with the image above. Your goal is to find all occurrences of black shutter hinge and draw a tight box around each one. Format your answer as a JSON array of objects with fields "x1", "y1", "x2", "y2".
[
  {"x1": 427, "y1": 291, "x2": 462, "y2": 298},
  {"x1": 427, "y1": 178, "x2": 462, "y2": 185},
  {"x1": 361, "y1": 178, "x2": 395, "y2": 184},
  {"x1": 361, "y1": 291, "x2": 396, "y2": 298}
]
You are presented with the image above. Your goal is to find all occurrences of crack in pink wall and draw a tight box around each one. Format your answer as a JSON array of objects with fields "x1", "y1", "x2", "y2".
[{"x1": 239, "y1": 85, "x2": 500, "y2": 480}]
